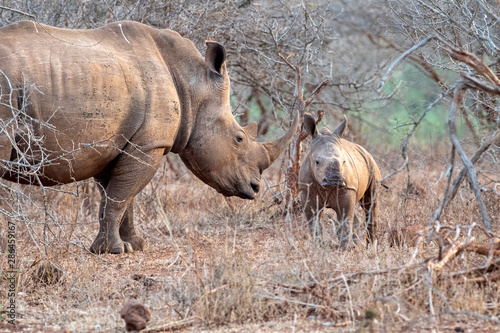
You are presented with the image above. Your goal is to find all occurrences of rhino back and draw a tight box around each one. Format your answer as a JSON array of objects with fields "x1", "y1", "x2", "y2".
[
  {"x1": 340, "y1": 139, "x2": 380, "y2": 201},
  {"x1": 0, "y1": 21, "x2": 185, "y2": 184}
]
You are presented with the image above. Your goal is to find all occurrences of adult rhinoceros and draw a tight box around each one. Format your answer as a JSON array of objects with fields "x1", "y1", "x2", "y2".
[{"x1": 0, "y1": 21, "x2": 297, "y2": 254}]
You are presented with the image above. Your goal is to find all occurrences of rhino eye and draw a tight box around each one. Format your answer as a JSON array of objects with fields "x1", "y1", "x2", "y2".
[
  {"x1": 315, "y1": 160, "x2": 320, "y2": 166},
  {"x1": 236, "y1": 135, "x2": 243, "y2": 143}
]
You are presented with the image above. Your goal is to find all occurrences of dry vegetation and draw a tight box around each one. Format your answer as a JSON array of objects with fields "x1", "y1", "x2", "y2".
[
  {"x1": 1, "y1": 0, "x2": 500, "y2": 332},
  {"x1": 0, "y1": 154, "x2": 499, "y2": 332}
]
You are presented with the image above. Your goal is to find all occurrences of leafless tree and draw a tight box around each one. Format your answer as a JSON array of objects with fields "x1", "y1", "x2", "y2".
[{"x1": 376, "y1": 0, "x2": 500, "y2": 232}]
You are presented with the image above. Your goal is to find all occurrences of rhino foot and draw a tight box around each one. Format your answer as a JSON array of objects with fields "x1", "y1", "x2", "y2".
[
  {"x1": 121, "y1": 235, "x2": 147, "y2": 252},
  {"x1": 90, "y1": 235, "x2": 134, "y2": 254}
]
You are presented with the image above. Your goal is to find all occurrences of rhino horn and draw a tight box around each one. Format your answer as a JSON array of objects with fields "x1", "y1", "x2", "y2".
[{"x1": 262, "y1": 111, "x2": 299, "y2": 168}]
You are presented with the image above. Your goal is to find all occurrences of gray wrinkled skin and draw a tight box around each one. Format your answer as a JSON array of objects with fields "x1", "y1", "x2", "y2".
[
  {"x1": 0, "y1": 21, "x2": 297, "y2": 254},
  {"x1": 299, "y1": 114, "x2": 381, "y2": 248}
]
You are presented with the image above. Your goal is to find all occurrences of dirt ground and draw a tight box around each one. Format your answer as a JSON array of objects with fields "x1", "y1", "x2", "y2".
[{"x1": 0, "y1": 154, "x2": 499, "y2": 332}]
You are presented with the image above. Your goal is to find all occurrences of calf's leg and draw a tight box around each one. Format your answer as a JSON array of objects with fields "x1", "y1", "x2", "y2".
[
  {"x1": 332, "y1": 190, "x2": 356, "y2": 249},
  {"x1": 361, "y1": 181, "x2": 379, "y2": 244},
  {"x1": 301, "y1": 190, "x2": 323, "y2": 240}
]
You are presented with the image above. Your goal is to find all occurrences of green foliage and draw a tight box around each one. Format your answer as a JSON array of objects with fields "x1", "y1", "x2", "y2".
[{"x1": 359, "y1": 64, "x2": 472, "y2": 149}]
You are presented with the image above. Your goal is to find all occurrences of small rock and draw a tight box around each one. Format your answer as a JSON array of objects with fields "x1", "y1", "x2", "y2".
[{"x1": 120, "y1": 300, "x2": 151, "y2": 331}]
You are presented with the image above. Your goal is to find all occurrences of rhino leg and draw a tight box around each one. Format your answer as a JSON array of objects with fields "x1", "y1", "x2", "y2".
[
  {"x1": 0, "y1": 133, "x2": 13, "y2": 177},
  {"x1": 333, "y1": 190, "x2": 356, "y2": 249},
  {"x1": 301, "y1": 190, "x2": 323, "y2": 239},
  {"x1": 119, "y1": 204, "x2": 147, "y2": 251},
  {"x1": 90, "y1": 147, "x2": 163, "y2": 254},
  {"x1": 352, "y1": 214, "x2": 362, "y2": 244},
  {"x1": 0, "y1": 133, "x2": 12, "y2": 161},
  {"x1": 361, "y1": 183, "x2": 379, "y2": 245}
]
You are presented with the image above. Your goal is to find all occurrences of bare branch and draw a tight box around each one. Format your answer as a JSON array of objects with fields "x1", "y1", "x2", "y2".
[
  {"x1": 378, "y1": 35, "x2": 436, "y2": 91},
  {"x1": 447, "y1": 128, "x2": 500, "y2": 203},
  {"x1": 304, "y1": 80, "x2": 329, "y2": 109},
  {"x1": 448, "y1": 86, "x2": 491, "y2": 230},
  {"x1": 0, "y1": 5, "x2": 36, "y2": 19}
]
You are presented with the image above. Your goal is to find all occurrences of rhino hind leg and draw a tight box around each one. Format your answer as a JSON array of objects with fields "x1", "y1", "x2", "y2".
[
  {"x1": 119, "y1": 205, "x2": 147, "y2": 251},
  {"x1": 90, "y1": 147, "x2": 164, "y2": 254},
  {"x1": 352, "y1": 214, "x2": 363, "y2": 244},
  {"x1": 361, "y1": 184, "x2": 379, "y2": 245}
]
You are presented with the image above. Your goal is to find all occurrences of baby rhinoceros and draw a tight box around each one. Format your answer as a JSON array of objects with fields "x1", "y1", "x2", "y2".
[{"x1": 299, "y1": 114, "x2": 381, "y2": 248}]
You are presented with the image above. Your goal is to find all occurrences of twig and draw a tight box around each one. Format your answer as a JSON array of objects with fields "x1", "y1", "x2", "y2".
[
  {"x1": 342, "y1": 274, "x2": 355, "y2": 327},
  {"x1": 429, "y1": 145, "x2": 455, "y2": 225},
  {"x1": 448, "y1": 86, "x2": 491, "y2": 230},
  {"x1": 465, "y1": 239, "x2": 500, "y2": 257},
  {"x1": 446, "y1": 310, "x2": 500, "y2": 325},
  {"x1": 118, "y1": 23, "x2": 131, "y2": 44},
  {"x1": 326, "y1": 260, "x2": 430, "y2": 288},
  {"x1": 278, "y1": 53, "x2": 302, "y2": 100},
  {"x1": 453, "y1": 270, "x2": 500, "y2": 284},
  {"x1": 447, "y1": 128, "x2": 500, "y2": 203},
  {"x1": 304, "y1": 80, "x2": 329, "y2": 108},
  {"x1": 0, "y1": 5, "x2": 36, "y2": 19},
  {"x1": 428, "y1": 243, "x2": 466, "y2": 272},
  {"x1": 140, "y1": 317, "x2": 196, "y2": 332},
  {"x1": 425, "y1": 271, "x2": 435, "y2": 315},
  {"x1": 378, "y1": 35, "x2": 436, "y2": 91}
]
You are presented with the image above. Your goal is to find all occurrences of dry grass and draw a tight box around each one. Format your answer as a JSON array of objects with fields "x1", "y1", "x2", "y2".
[{"x1": 0, "y1": 151, "x2": 499, "y2": 332}]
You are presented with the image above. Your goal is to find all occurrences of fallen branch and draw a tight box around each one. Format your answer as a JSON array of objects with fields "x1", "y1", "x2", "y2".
[
  {"x1": 428, "y1": 243, "x2": 466, "y2": 272},
  {"x1": 466, "y1": 240, "x2": 500, "y2": 257},
  {"x1": 429, "y1": 237, "x2": 500, "y2": 273},
  {"x1": 454, "y1": 271, "x2": 500, "y2": 284}
]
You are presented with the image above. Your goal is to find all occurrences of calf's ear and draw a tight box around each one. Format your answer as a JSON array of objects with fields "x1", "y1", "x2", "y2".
[
  {"x1": 303, "y1": 113, "x2": 319, "y2": 138},
  {"x1": 333, "y1": 115, "x2": 348, "y2": 138}
]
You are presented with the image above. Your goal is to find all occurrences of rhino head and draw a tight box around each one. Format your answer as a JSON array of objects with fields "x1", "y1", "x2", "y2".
[
  {"x1": 178, "y1": 41, "x2": 298, "y2": 199},
  {"x1": 303, "y1": 114, "x2": 349, "y2": 189}
]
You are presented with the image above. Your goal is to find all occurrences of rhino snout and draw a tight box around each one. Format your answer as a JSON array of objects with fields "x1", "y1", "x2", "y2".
[
  {"x1": 237, "y1": 181, "x2": 260, "y2": 200},
  {"x1": 321, "y1": 177, "x2": 346, "y2": 188},
  {"x1": 251, "y1": 182, "x2": 260, "y2": 194}
]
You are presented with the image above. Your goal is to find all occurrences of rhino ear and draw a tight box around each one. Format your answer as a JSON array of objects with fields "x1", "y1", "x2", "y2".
[
  {"x1": 243, "y1": 122, "x2": 258, "y2": 139},
  {"x1": 333, "y1": 115, "x2": 348, "y2": 138},
  {"x1": 303, "y1": 113, "x2": 319, "y2": 138},
  {"x1": 205, "y1": 41, "x2": 226, "y2": 76}
]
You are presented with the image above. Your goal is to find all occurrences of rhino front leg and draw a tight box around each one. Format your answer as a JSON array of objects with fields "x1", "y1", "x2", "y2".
[
  {"x1": 90, "y1": 147, "x2": 164, "y2": 254},
  {"x1": 333, "y1": 191, "x2": 356, "y2": 249},
  {"x1": 301, "y1": 189, "x2": 323, "y2": 239}
]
